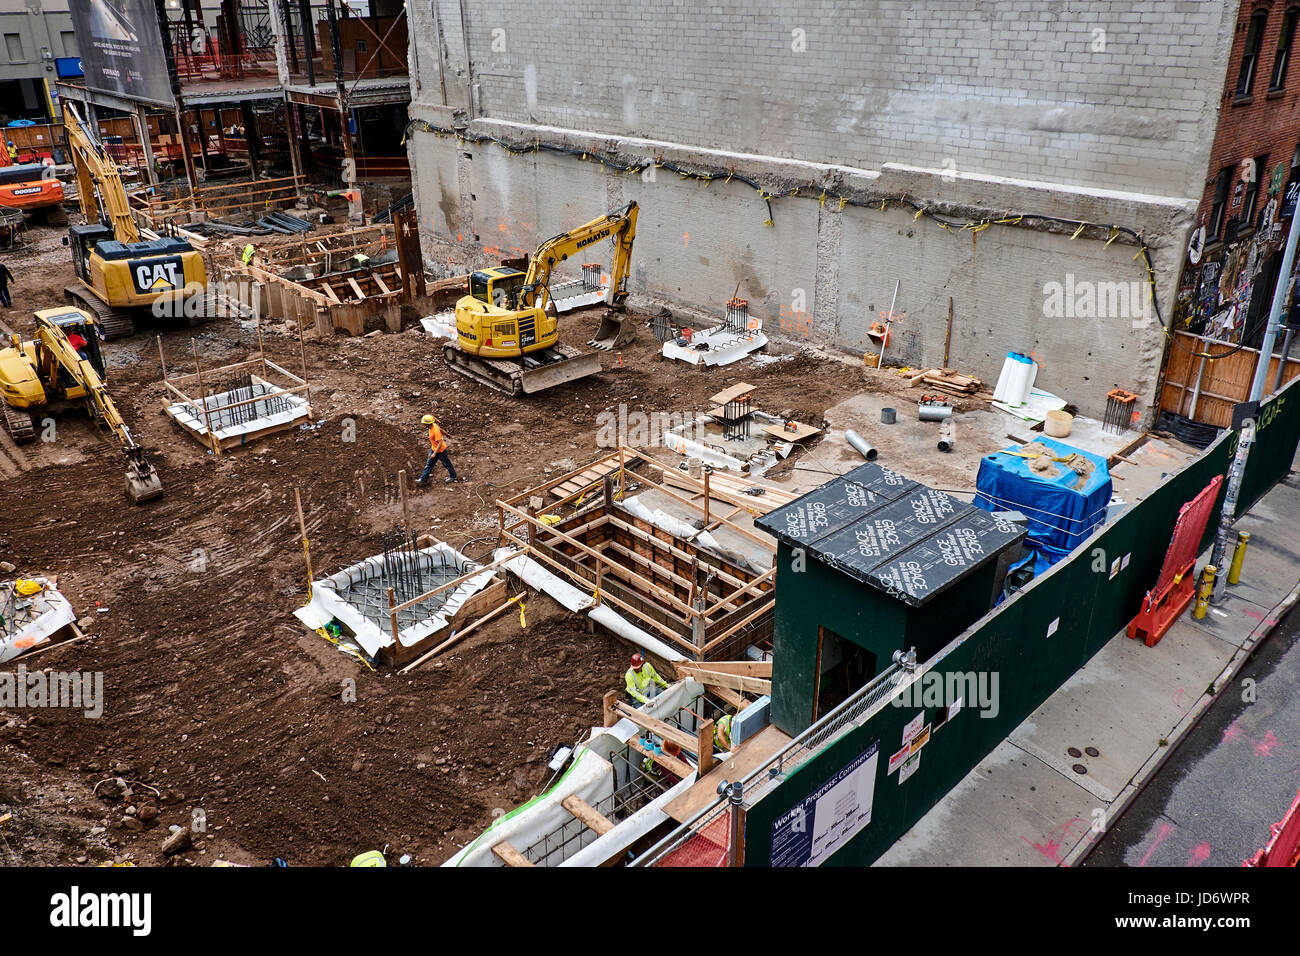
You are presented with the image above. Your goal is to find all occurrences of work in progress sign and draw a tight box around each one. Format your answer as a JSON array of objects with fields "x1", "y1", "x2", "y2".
[{"x1": 768, "y1": 742, "x2": 879, "y2": 867}]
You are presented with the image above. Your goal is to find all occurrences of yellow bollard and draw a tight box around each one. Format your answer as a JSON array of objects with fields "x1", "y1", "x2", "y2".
[
  {"x1": 1227, "y1": 531, "x2": 1251, "y2": 585},
  {"x1": 1193, "y1": 565, "x2": 1216, "y2": 619}
]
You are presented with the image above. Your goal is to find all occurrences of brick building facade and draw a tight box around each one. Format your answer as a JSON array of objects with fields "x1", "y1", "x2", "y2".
[{"x1": 1178, "y1": 0, "x2": 1300, "y2": 347}]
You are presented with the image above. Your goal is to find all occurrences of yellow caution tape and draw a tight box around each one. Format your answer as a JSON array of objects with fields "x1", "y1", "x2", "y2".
[{"x1": 518, "y1": 601, "x2": 527, "y2": 629}]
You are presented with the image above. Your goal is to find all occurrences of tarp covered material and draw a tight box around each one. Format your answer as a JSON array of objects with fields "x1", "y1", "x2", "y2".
[
  {"x1": 974, "y1": 437, "x2": 1112, "y2": 562},
  {"x1": 0, "y1": 578, "x2": 76, "y2": 663}
]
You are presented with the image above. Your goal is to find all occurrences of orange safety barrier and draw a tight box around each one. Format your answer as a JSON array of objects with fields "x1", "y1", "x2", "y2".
[
  {"x1": 650, "y1": 808, "x2": 731, "y2": 867},
  {"x1": 1127, "y1": 473, "x2": 1223, "y2": 647},
  {"x1": 1245, "y1": 787, "x2": 1300, "y2": 867}
]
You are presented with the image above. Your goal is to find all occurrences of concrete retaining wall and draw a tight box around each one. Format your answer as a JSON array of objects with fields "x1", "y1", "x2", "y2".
[{"x1": 404, "y1": 0, "x2": 1236, "y2": 421}]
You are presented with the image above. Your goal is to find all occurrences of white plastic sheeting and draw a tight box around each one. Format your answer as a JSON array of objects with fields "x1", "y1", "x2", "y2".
[
  {"x1": 445, "y1": 682, "x2": 704, "y2": 867},
  {"x1": 164, "y1": 376, "x2": 311, "y2": 443},
  {"x1": 0, "y1": 578, "x2": 76, "y2": 664},
  {"x1": 662, "y1": 326, "x2": 768, "y2": 367},
  {"x1": 294, "y1": 542, "x2": 496, "y2": 658},
  {"x1": 492, "y1": 547, "x2": 687, "y2": 664}
]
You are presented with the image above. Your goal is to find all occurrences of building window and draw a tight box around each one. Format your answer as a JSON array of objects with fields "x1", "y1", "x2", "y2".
[
  {"x1": 1272, "y1": 8, "x2": 1299, "y2": 90},
  {"x1": 1210, "y1": 166, "x2": 1233, "y2": 238},
  {"x1": 61, "y1": 30, "x2": 79, "y2": 59},
  {"x1": 1240, "y1": 154, "x2": 1268, "y2": 232},
  {"x1": 1238, "y1": 10, "x2": 1269, "y2": 97},
  {"x1": 4, "y1": 34, "x2": 24, "y2": 62}
]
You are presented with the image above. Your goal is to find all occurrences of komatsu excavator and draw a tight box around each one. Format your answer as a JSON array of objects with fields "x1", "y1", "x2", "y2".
[
  {"x1": 0, "y1": 307, "x2": 163, "y2": 502},
  {"x1": 61, "y1": 101, "x2": 207, "y2": 340},
  {"x1": 446, "y1": 201, "x2": 638, "y2": 395}
]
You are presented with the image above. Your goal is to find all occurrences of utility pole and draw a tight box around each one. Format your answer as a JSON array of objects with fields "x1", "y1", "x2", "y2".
[{"x1": 1249, "y1": 195, "x2": 1300, "y2": 402}]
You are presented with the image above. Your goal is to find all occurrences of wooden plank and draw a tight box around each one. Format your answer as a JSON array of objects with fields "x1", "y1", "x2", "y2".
[
  {"x1": 709, "y1": 382, "x2": 757, "y2": 406},
  {"x1": 615, "y1": 702, "x2": 699, "y2": 754},
  {"x1": 373, "y1": 273, "x2": 392, "y2": 295},
  {"x1": 697, "y1": 719, "x2": 718, "y2": 776},
  {"x1": 681, "y1": 660, "x2": 771, "y2": 677},
  {"x1": 562, "y1": 795, "x2": 615, "y2": 836},
  {"x1": 628, "y1": 737, "x2": 694, "y2": 780},
  {"x1": 491, "y1": 841, "x2": 534, "y2": 867},
  {"x1": 319, "y1": 282, "x2": 341, "y2": 303},
  {"x1": 760, "y1": 421, "x2": 822, "y2": 442},
  {"x1": 663, "y1": 725, "x2": 791, "y2": 823},
  {"x1": 346, "y1": 276, "x2": 367, "y2": 301},
  {"x1": 677, "y1": 666, "x2": 772, "y2": 695}
]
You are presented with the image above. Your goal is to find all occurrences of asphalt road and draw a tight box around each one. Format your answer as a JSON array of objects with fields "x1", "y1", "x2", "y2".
[{"x1": 1084, "y1": 602, "x2": 1300, "y2": 867}]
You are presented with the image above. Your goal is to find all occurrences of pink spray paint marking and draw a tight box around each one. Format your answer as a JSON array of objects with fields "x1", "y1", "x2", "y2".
[
  {"x1": 1253, "y1": 730, "x2": 1280, "y2": 757},
  {"x1": 1138, "y1": 822, "x2": 1175, "y2": 867},
  {"x1": 1020, "y1": 817, "x2": 1090, "y2": 865},
  {"x1": 1187, "y1": 842, "x2": 1212, "y2": 866}
]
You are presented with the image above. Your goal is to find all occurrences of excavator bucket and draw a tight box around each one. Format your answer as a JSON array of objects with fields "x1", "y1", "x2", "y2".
[
  {"x1": 589, "y1": 309, "x2": 636, "y2": 351},
  {"x1": 518, "y1": 349, "x2": 604, "y2": 394},
  {"x1": 125, "y1": 465, "x2": 163, "y2": 504}
]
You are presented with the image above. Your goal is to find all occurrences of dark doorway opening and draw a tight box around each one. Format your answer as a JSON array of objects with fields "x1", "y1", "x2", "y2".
[{"x1": 813, "y1": 627, "x2": 877, "y2": 721}]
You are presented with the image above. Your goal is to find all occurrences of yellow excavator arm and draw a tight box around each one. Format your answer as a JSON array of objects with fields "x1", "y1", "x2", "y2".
[
  {"x1": 62, "y1": 101, "x2": 141, "y2": 244},
  {"x1": 34, "y1": 313, "x2": 163, "y2": 501},
  {"x1": 521, "y1": 201, "x2": 638, "y2": 312}
]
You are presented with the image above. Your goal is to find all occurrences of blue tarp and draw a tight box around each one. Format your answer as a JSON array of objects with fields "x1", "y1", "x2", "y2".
[{"x1": 974, "y1": 437, "x2": 1112, "y2": 565}]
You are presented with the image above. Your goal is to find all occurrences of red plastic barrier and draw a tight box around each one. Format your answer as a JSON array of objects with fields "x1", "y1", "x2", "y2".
[
  {"x1": 1127, "y1": 474, "x2": 1223, "y2": 647},
  {"x1": 1245, "y1": 788, "x2": 1300, "y2": 867}
]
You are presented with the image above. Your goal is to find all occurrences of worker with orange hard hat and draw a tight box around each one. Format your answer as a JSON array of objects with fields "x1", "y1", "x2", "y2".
[{"x1": 625, "y1": 652, "x2": 668, "y2": 707}]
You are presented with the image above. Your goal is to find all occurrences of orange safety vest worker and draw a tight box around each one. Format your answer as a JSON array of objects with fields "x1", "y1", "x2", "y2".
[{"x1": 427, "y1": 420, "x2": 447, "y2": 454}]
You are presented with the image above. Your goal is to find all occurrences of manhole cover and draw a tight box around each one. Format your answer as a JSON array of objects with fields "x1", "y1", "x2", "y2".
[
  {"x1": 1067, "y1": 747, "x2": 1082, "y2": 758},
  {"x1": 1072, "y1": 764, "x2": 1088, "y2": 775},
  {"x1": 1085, "y1": 746, "x2": 1100, "y2": 757}
]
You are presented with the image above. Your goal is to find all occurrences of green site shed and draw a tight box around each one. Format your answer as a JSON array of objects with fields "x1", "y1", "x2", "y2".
[{"x1": 755, "y1": 462, "x2": 1025, "y2": 735}]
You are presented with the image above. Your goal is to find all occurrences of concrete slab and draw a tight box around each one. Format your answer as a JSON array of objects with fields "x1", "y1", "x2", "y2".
[
  {"x1": 876, "y1": 739, "x2": 1100, "y2": 866},
  {"x1": 1007, "y1": 616, "x2": 1238, "y2": 804}
]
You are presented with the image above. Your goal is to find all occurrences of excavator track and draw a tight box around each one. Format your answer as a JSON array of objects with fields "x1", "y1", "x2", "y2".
[
  {"x1": 443, "y1": 343, "x2": 602, "y2": 396},
  {"x1": 64, "y1": 285, "x2": 134, "y2": 340},
  {"x1": 3, "y1": 405, "x2": 35, "y2": 444}
]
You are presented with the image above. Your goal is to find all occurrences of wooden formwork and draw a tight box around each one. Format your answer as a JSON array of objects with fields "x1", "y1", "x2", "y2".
[
  {"x1": 495, "y1": 448, "x2": 786, "y2": 663},
  {"x1": 157, "y1": 329, "x2": 313, "y2": 456},
  {"x1": 134, "y1": 174, "x2": 308, "y2": 225}
]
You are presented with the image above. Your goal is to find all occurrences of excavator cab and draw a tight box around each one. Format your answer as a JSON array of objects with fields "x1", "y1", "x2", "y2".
[
  {"x1": 68, "y1": 223, "x2": 114, "y2": 285},
  {"x1": 43, "y1": 310, "x2": 106, "y2": 384},
  {"x1": 468, "y1": 268, "x2": 528, "y2": 311}
]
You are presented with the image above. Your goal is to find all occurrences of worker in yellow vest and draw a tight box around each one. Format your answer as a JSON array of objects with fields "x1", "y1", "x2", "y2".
[
  {"x1": 625, "y1": 652, "x2": 668, "y2": 706},
  {"x1": 714, "y1": 713, "x2": 734, "y2": 752},
  {"x1": 241, "y1": 243, "x2": 256, "y2": 267}
]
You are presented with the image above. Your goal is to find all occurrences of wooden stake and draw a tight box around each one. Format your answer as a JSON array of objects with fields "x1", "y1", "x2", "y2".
[
  {"x1": 399, "y1": 468, "x2": 410, "y2": 533},
  {"x1": 156, "y1": 335, "x2": 167, "y2": 379},
  {"x1": 703, "y1": 468, "x2": 711, "y2": 526},
  {"x1": 387, "y1": 587, "x2": 400, "y2": 647},
  {"x1": 944, "y1": 297, "x2": 953, "y2": 367},
  {"x1": 191, "y1": 337, "x2": 219, "y2": 457},
  {"x1": 294, "y1": 487, "x2": 313, "y2": 584},
  {"x1": 398, "y1": 593, "x2": 524, "y2": 673},
  {"x1": 697, "y1": 718, "x2": 717, "y2": 775},
  {"x1": 602, "y1": 690, "x2": 619, "y2": 727}
]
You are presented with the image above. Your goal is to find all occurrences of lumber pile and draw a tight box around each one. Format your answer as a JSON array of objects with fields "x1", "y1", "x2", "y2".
[{"x1": 906, "y1": 367, "x2": 986, "y2": 397}]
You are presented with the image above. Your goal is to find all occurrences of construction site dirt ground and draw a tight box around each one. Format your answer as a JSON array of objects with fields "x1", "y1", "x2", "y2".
[{"x1": 0, "y1": 221, "x2": 896, "y2": 866}]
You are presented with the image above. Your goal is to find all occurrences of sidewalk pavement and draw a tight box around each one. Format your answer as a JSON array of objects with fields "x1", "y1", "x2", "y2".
[{"x1": 876, "y1": 469, "x2": 1300, "y2": 867}]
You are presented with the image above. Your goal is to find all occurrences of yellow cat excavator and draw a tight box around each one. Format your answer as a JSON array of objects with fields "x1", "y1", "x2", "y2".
[
  {"x1": 446, "y1": 201, "x2": 638, "y2": 395},
  {"x1": 61, "y1": 101, "x2": 207, "y2": 340},
  {"x1": 0, "y1": 307, "x2": 163, "y2": 502}
]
